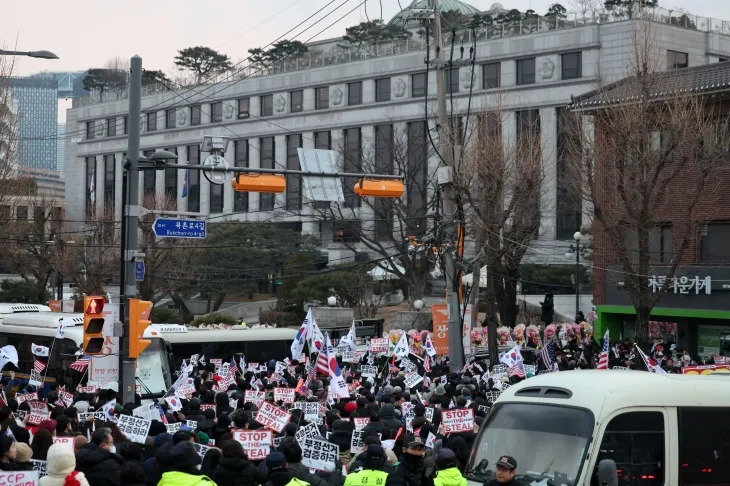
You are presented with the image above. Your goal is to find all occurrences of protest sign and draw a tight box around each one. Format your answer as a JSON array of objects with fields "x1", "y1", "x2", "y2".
[
  {"x1": 0, "y1": 470, "x2": 39, "y2": 485},
  {"x1": 200, "y1": 404, "x2": 216, "y2": 416},
  {"x1": 400, "y1": 358, "x2": 418, "y2": 373},
  {"x1": 477, "y1": 404, "x2": 492, "y2": 414},
  {"x1": 31, "y1": 459, "x2": 46, "y2": 478},
  {"x1": 301, "y1": 438, "x2": 339, "y2": 472},
  {"x1": 28, "y1": 370, "x2": 43, "y2": 388},
  {"x1": 254, "y1": 402, "x2": 291, "y2": 433},
  {"x1": 233, "y1": 430, "x2": 273, "y2": 460},
  {"x1": 295, "y1": 422, "x2": 320, "y2": 444},
  {"x1": 682, "y1": 364, "x2": 730, "y2": 375},
  {"x1": 52, "y1": 437, "x2": 74, "y2": 448},
  {"x1": 341, "y1": 349, "x2": 355, "y2": 363},
  {"x1": 210, "y1": 358, "x2": 222, "y2": 370},
  {"x1": 425, "y1": 432, "x2": 436, "y2": 448},
  {"x1": 76, "y1": 386, "x2": 96, "y2": 394},
  {"x1": 369, "y1": 338, "x2": 389, "y2": 354},
  {"x1": 58, "y1": 390, "x2": 74, "y2": 408},
  {"x1": 353, "y1": 417, "x2": 370, "y2": 431},
  {"x1": 78, "y1": 411, "x2": 105, "y2": 422},
  {"x1": 15, "y1": 393, "x2": 37, "y2": 405},
  {"x1": 292, "y1": 402, "x2": 319, "y2": 421},
  {"x1": 273, "y1": 436, "x2": 283, "y2": 448},
  {"x1": 245, "y1": 390, "x2": 266, "y2": 409},
  {"x1": 401, "y1": 402, "x2": 415, "y2": 431},
  {"x1": 359, "y1": 365, "x2": 377, "y2": 377},
  {"x1": 404, "y1": 372, "x2": 423, "y2": 389},
  {"x1": 27, "y1": 401, "x2": 48, "y2": 426},
  {"x1": 117, "y1": 415, "x2": 152, "y2": 444},
  {"x1": 133, "y1": 404, "x2": 161, "y2": 422},
  {"x1": 187, "y1": 420, "x2": 198, "y2": 430},
  {"x1": 166, "y1": 423, "x2": 182, "y2": 434},
  {"x1": 274, "y1": 387, "x2": 295, "y2": 404},
  {"x1": 350, "y1": 430, "x2": 365, "y2": 454},
  {"x1": 14, "y1": 410, "x2": 27, "y2": 422},
  {"x1": 424, "y1": 407, "x2": 434, "y2": 422},
  {"x1": 193, "y1": 443, "x2": 214, "y2": 459},
  {"x1": 347, "y1": 381, "x2": 360, "y2": 393},
  {"x1": 441, "y1": 408, "x2": 474, "y2": 434}
]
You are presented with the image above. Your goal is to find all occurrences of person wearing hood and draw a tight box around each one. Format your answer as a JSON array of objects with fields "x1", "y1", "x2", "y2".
[
  {"x1": 380, "y1": 405, "x2": 401, "y2": 432},
  {"x1": 212, "y1": 440, "x2": 266, "y2": 486},
  {"x1": 344, "y1": 445, "x2": 390, "y2": 486},
  {"x1": 75, "y1": 428, "x2": 123, "y2": 486},
  {"x1": 196, "y1": 409, "x2": 217, "y2": 438},
  {"x1": 187, "y1": 398, "x2": 206, "y2": 422},
  {"x1": 260, "y1": 451, "x2": 304, "y2": 486},
  {"x1": 158, "y1": 442, "x2": 214, "y2": 486},
  {"x1": 432, "y1": 449, "x2": 466, "y2": 486},
  {"x1": 385, "y1": 435, "x2": 431, "y2": 486},
  {"x1": 361, "y1": 409, "x2": 385, "y2": 439},
  {"x1": 40, "y1": 443, "x2": 92, "y2": 486},
  {"x1": 327, "y1": 420, "x2": 352, "y2": 466}
]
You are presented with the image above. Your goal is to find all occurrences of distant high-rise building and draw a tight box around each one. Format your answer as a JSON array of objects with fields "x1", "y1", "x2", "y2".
[
  {"x1": 9, "y1": 76, "x2": 58, "y2": 171},
  {"x1": 30, "y1": 71, "x2": 88, "y2": 99},
  {"x1": 57, "y1": 123, "x2": 66, "y2": 176}
]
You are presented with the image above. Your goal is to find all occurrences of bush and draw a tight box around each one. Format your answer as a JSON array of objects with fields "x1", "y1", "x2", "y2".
[
  {"x1": 191, "y1": 312, "x2": 238, "y2": 326},
  {"x1": 150, "y1": 307, "x2": 183, "y2": 324}
]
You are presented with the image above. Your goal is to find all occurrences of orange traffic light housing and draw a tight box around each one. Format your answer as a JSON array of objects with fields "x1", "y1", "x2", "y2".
[
  {"x1": 83, "y1": 296, "x2": 106, "y2": 354},
  {"x1": 128, "y1": 299, "x2": 152, "y2": 359},
  {"x1": 354, "y1": 179, "x2": 404, "y2": 198},
  {"x1": 231, "y1": 174, "x2": 286, "y2": 193}
]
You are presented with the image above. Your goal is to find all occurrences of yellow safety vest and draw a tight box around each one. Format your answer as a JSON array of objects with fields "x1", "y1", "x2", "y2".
[
  {"x1": 344, "y1": 469, "x2": 389, "y2": 486},
  {"x1": 287, "y1": 479, "x2": 310, "y2": 486}
]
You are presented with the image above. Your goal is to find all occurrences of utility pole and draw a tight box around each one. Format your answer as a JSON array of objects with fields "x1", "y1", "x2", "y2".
[
  {"x1": 432, "y1": 0, "x2": 465, "y2": 371},
  {"x1": 118, "y1": 55, "x2": 143, "y2": 405}
]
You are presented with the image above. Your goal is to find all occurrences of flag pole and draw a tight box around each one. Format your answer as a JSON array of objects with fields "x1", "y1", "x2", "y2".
[{"x1": 40, "y1": 338, "x2": 57, "y2": 387}]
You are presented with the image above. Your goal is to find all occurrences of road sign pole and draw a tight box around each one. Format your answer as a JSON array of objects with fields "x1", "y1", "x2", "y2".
[{"x1": 119, "y1": 55, "x2": 143, "y2": 405}]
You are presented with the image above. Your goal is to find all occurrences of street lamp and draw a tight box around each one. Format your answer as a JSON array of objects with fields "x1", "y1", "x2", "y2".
[
  {"x1": 327, "y1": 296, "x2": 337, "y2": 306},
  {"x1": 413, "y1": 299, "x2": 424, "y2": 311},
  {"x1": 565, "y1": 231, "x2": 584, "y2": 321},
  {"x1": 0, "y1": 49, "x2": 59, "y2": 59}
]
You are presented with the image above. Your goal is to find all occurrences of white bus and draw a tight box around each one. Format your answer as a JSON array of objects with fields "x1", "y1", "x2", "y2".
[
  {"x1": 0, "y1": 308, "x2": 173, "y2": 397},
  {"x1": 465, "y1": 370, "x2": 730, "y2": 486}
]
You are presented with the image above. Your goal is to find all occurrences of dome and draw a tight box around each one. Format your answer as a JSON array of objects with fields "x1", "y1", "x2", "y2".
[{"x1": 388, "y1": 0, "x2": 481, "y2": 26}]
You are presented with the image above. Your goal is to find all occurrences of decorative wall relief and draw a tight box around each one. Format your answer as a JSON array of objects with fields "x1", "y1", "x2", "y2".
[
  {"x1": 274, "y1": 94, "x2": 287, "y2": 113},
  {"x1": 540, "y1": 58, "x2": 555, "y2": 80},
  {"x1": 176, "y1": 108, "x2": 187, "y2": 127},
  {"x1": 393, "y1": 78, "x2": 407, "y2": 98},
  {"x1": 330, "y1": 86, "x2": 344, "y2": 106}
]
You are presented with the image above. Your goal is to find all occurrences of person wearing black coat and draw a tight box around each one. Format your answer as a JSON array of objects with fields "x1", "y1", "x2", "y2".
[
  {"x1": 75, "y1": 429, "x2": 123, "y2": 486},
  {"x1": 361, "y1": 409, "x2": 385, "y2": 440},
  {"x1": 212, "y1": 440, "x2": 266, "y2": 486},
  {"x1": 380, "y1": 405, "x2": 402, "y2": 432},
  {"x1": 385, "y1": 435, "x2": 433, "y2": 486}
]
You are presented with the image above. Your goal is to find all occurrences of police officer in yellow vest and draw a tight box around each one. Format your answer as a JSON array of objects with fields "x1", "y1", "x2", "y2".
[
  {"x1": 345, "y1": 445, "x2": 390, "y2": 486},
  {"x1": 262, "y1": 451, "x2": 311, "y2": 486},
  {"x1": 433, "y1": 448, "x2": 467, "y2": 486}
]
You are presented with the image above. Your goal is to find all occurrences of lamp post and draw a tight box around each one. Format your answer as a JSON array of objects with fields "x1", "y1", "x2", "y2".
[
  {"x1": 566, "y1": 231, "x2": 584, "y2": 320},
  {"x1": 0, "y1": 49, "x2": 59, "y2": 59}
]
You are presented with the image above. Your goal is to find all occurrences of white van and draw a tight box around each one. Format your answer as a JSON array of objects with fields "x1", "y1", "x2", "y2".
[{"x1": 465, "y1": 370, "x2": 730, "y2": 486}]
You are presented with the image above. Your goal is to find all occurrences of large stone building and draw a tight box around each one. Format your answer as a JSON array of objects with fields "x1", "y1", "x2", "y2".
[{"x1": 64, "y1": 3, "x2": 730, "y2": 268}]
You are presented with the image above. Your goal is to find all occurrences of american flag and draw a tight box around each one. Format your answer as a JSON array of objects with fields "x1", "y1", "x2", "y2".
[
  {"x1": 33, "y1": 359, "x2": 46, "y2": 373},
  {"x1": 540, "y1": 341, "x2": 558, "y2": 370},
  {"x1": 307, "y1": 361, "x2": 317, "y2": 384},
  {"x1": 316, "y1": 344, "x2": 329, "y2": 376},
  {"x1": 597, "y1": 330, "x2": 610, "y2": 370},
  {"x1": 70, "y1": 355, "x2": 91, "y2": 373},
  {"x1": 229, "y1": 358, "x2": 238, "y2": 375},
  {"x1": 423, "y1": 355, "x2": 431, "y2": 373},
  {"x1": 508, "y1": 364, "x2": 526, "y2": 378}
]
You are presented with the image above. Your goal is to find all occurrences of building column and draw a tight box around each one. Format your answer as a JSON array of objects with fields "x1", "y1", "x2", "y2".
[
  {"x1": 114, "y1": 153, "x2": 123, "y2": 222},
  {"x1": 274, "y1": 135, "x2": 287, "y2": 211},
  {"x1": 95, "y1": 156, "x2": 104, "y2": 218},
  {"x1": 248, "y1": 138, "x2": 261, "y2": 217},
  {"x1": 222, "y1": 141, "x2": 235, "y2": 214},
  {"x1": 360, "y1": 125, "x2": 376, "y2": 241},
  {"x1": 177, "y1": 145, "x2": 188, "y2": 212},
  {"x1": 539, "y1": 107, "x2": 558, "y2": 241},
  {"x1": 301, "y1": 131, "x2": 317, "y2": 233}
]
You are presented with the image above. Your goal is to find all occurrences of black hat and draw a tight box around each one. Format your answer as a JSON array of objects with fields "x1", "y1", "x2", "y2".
[
  {"x1": 414, "y1": 404, "x2": 426, "y2": 416},
  {"x1": 170, "y1": 442, "x2": 201, "y2": 467},
  {"x1": 496, "y1": 455, "x2": 517, "y2": 470},
  {"x1": 266, "y1": 451, "x2": 287, "y2": 471},
  {"x1": 366, "y1": 445, "x2": 386, "y2": 459},
  {"x1": 436, "y1": 448, "x2": 457, "y2": 468},
  {"x1": 404, "y1": 434, "x2": 426, "y2": 448}
]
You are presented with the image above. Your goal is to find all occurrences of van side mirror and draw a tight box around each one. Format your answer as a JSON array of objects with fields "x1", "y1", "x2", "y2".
[{"x1": 597, "y1": 459, "x2": 618, "y2": 486}]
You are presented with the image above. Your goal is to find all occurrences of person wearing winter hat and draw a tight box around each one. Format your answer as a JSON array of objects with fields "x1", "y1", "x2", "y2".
[
  {"x1": 433, "y1": 448, "x2": 467, "y2": 486},
  {"x1": 40, "y1": 443, "x2": 91, "y2": 486},
  {"x1": 158, "y1": 442, "x2": 213, "y2": 486},
  {"x1": 12, "y1": 442, "x2": 34, "y2": 471}
]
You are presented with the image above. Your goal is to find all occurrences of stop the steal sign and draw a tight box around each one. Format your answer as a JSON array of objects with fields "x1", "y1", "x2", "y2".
[{"x1": 441, "y1": 408, "x2": 474, "y2": 434}]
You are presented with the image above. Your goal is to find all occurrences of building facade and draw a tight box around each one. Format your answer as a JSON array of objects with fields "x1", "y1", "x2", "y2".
[
  {"x1": 9, "y1": 76, "x2": 58, "y2": 171},
  {"x1": 65, "y1": 5, "x2": 730, "y2": 267}
]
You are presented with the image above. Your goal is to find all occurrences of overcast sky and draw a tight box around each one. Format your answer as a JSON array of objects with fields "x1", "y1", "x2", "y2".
[{"x1": 6, "y1": 0, "x2": 730, "y2": 78}]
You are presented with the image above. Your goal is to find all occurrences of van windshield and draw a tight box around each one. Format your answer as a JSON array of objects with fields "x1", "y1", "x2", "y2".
[
  {"x1": 135, "y1": 339, "x2": 171, "y2": 396},
  {"x1": 466, "y1": 403, "x2": 594, "y2": 486}
]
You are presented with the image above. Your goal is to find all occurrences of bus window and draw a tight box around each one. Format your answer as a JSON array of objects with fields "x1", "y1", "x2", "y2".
[
  {"x1": 592, "y1": 411, "x2": 665, "y2": 486},
  {"x1": 679, "y1": 407, "x2": 730, "y2": 485},
  {"x1": 168, "y1": 339, "x2": 293, "y2": 368}
]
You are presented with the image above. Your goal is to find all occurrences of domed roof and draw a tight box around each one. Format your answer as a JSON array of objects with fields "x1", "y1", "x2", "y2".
[{"x1": 388, "y1": 0, "x2": 481, "y2": 26}]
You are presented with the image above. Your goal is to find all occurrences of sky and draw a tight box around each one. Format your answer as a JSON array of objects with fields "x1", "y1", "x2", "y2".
[{"x1": 4, "y1": 0, "x2": 730, "y2": 120}]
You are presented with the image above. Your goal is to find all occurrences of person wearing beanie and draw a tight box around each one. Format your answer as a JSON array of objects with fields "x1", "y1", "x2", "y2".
[
  {"x1": 158, "y1": 442, "x2": 213, "y2": 486},
  {"x1": 343, "y1": 401, "x2": 357, "y2": 416},
  {"x1": 37, "y1": 419, "x2": 57, "y2": 436},
  {"x1": 40, "y1": 443, "x2": 91, "y2": 486},
  {"x1": 345, "y1": 445, "x2": 390, "y2": 486},
  {"x1": 12, "y1": 442, "x2": 34, "y2": 471},
  {"x1": 433, "y1": 448, "x2": 466, "y2": 486}
]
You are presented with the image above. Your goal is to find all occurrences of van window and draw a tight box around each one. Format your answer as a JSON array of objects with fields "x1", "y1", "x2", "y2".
[
  {"x1": 679, "y1": 407, "x2": 730, "y2": 485},
  {"x1": 592, "y1": 411, "x2": 664, "y2": 486}
]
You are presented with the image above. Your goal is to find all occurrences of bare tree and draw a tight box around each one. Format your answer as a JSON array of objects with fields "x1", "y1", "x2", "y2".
[
  {"x1": 564, "y1": 21, "x2": 730, "y2": 343},
  {"x1": 0, "y1": 52, "x2": 20, "y2": 208}
]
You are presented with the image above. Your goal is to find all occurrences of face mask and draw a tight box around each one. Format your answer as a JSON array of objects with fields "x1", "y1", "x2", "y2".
[{"x1": 108, "y1": 445, "x2": 116, "y2": 454}]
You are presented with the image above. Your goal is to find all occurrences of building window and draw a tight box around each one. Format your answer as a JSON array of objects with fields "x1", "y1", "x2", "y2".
[
  {"x1": 187, "y1": 145, "x2": 200, "y2": 212},
  {"x1": 211, "y1": 102, "x2": 223, "y2": 123},
  {"x1": 104, "y1": 154, "x2": 115, "y2": 214},
  {"x1": 623, "y1": 225, "x2": 673, "y2": 265},
  {"x1": 260, "y1": 137, "x2": 275, "y2": 210},
  {"x1": 146, "y1": 112, "x2": 157, "y2": 131},
  {"x1": 238, "y1": 98, "x2": 250, "y2": 119},
  {"x1": 333, "y1": 221, "x2": 361, "y2": 243},
  {"x1": 348, "y1": 82, "x2": 362, "y2": 106},
  {"x1": 165, "y1": 109, "x2": 175, "y2": 129},
  {"x1": 286, "y1": 135, "x2": 302, "y2": 210},
  {"x1": 315, "y1": 131, "x2": 331, "y2": 150},
  {"x1": 407, "y1": 122, "x2": 428, "y2": 237},
  {"x1": 234, "y1": 140, "x2": 248, "y2": 213},
  {"x1": 446, "y1": 68, "x2": 460, "y2": 93},
  {"x1": 86, "y1": 121, "x2": 95, "y2": 140},
  {"x1": 375, "y1": 78, "x2": 391, "y2": 102},
  {"x1": 85, "y1": 156, "x2": 96, "y2": 217},
  {"x1": 16, "y1": 206, "x2": 28, "y2": 221},
  {"x1": 668, "y1": 50, "x2": 688, "y2": 70},
  {"x1": 700, "y1": 222, "x2": 730, "y2": 263},
  {"x1": 164, "y1": 147, "x2": 177, "y2": 205},
  {"x1": 483, "y1": 62, "x2": 501, "y2": 89},
  {"x1": 592, "y1": 412, "x2": 664, "y2": 486},
  {"x1": 209, "y1": 183, "x2": 223, "y2": 214},
  {"x1": 516, "y1": 109, "x2": 540, "y2": 140},
  {"x1": 261, "y1": 95, "x2": 273, "y2": 117},
  {"x1": 517, "y1": 58, "x2": 536, "y2": 85},
  {"x1": 107, "y1": 118, "x2": 116, "y2": 137},
  {"x1": 124, "y1": 116, "x2": 128, "y2": 135},
  {"x1": 679, "y1": 408, "x2": 730, "y2": 485},
  {"x1": 0, "y1": 205, "x2": 9, "y2": 223},
  {"x1": 291, "y1": 90, "x2": 303, "y2": 113},
  {"x1": 375, "y1": 124, "x2": 394, "y2": 240},
  {"x1": 561, "y1": 52, "x2": 582, "y2": 80},
  {"x1": 315, "y1": 87, "x2": 329, "y2": 109},
  {"x1": 143, "y1": 150, "x2": 156, "y2": 199},
  {"x1": 344, "y1": 128, "x2": 362, "y2": 208},
  {"x1": 556, "y1": 108, "x2": 582, "y2": 239},
  {"x1": 190, "y1": 105, "x2": 201, "y2": 126},
  {"x1": 412, "y1": 73, "x2": 427, "y2": 97}
]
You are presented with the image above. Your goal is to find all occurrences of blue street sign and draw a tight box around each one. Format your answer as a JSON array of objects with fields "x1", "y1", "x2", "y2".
[
  {"x1": 153, "y1": 218, "x2": 206, "y2": 239},
  {"x1": 135, "y1": 260, "x2": 145, "y2": 281}
]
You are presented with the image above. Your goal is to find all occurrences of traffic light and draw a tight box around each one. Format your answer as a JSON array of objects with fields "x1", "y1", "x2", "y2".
[
  {"x1": 353, "y1": 179, "x2": 404, "y2": 198},
  {"x1": 231, "y1": 174, "x2": 286, "y2": 193},
  {"x1": 128, "y1": 298, "x2": 152, "y2": 359},
  {"x1": 83, "y1": 296, "x2": 106, "y2": 354}
]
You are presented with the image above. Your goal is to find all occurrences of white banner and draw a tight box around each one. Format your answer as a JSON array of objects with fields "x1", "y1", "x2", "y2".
[
  {"x1": 274, "y1": 387, "x2": 295, "y2": 404},
  {"x1": 233, "y1": 430, "x2": 272, "y2": 461},
  {"x1": 254, "y1": 402, "x2": 291, "y2": 433},
  {"x1": 403, "y1": 372, "x2": 424, "y2": 390},
  {"x1": 28, "y1": 370, "x2": 43, "y2": 388},
  {"x1": 359, "y1": 365, "x2": 377, "y2": 377},
  {"x1": 300, "y1": 437, "x2": 339, "y2": 472},
  {"x1": 441, "y1": 408, "x2": 474, "y2": 434},
  {"x1": 117, "y1": 415, "x2": 152, "y2": 444},
  {"x1": 244, "y1": 390, "x2": 265, "y2": 409},
  {"x1": 369, "y1": 338, "x2": 389, "y2": 354},
  {"x1": 292, "y1": 402, "x2": 319, "y2": 421},
  {"x1": 31, "y1": 459, "x2": 46, "y2": 478},
  {"x1": 0, "y1": 470, "x2": 39, "y2": 485},
  {"x1": 295, "y1": 422, "x2": 320, "y2": 444}
]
